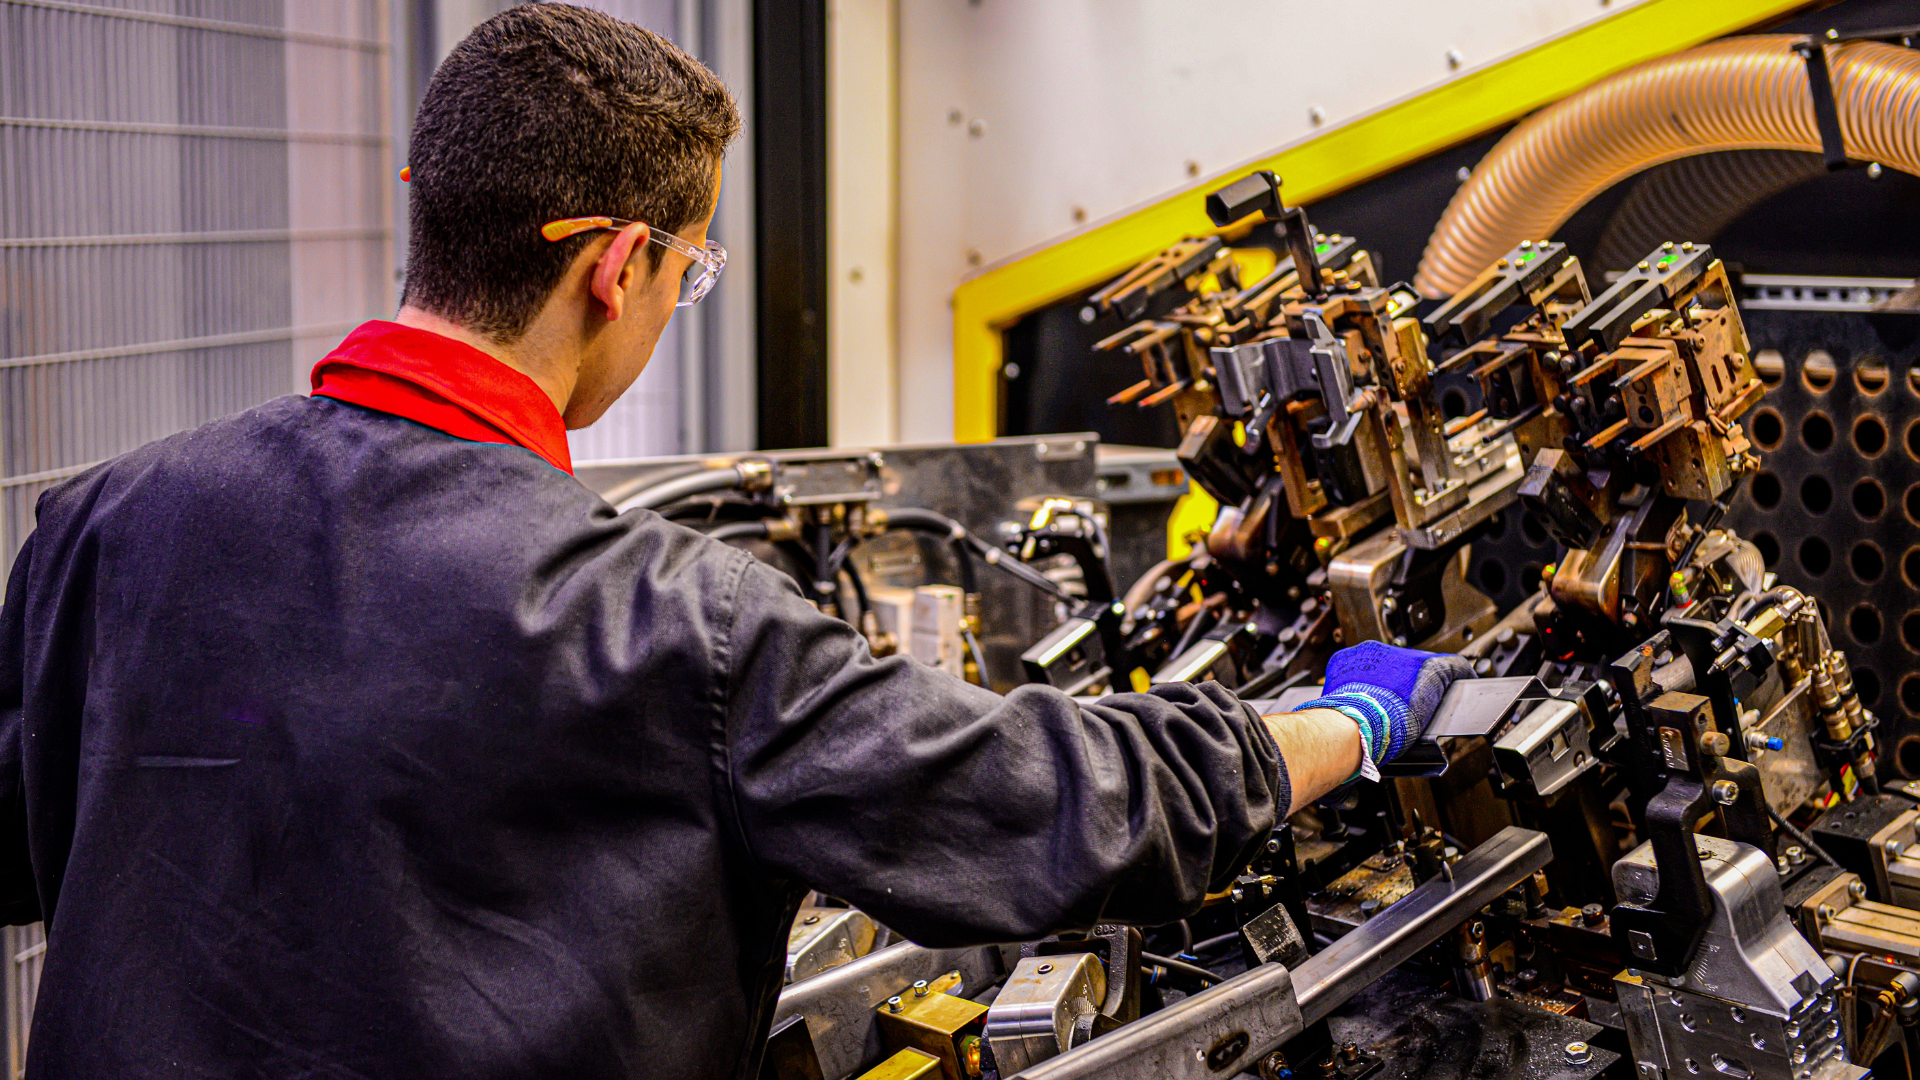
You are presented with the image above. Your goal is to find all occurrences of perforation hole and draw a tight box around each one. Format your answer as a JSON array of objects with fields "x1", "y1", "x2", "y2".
[
  {"x1": 1750, "y1": 472, "x2": 1782, "y2": 510},
  {"x1": 1754, "y1": 350, "x2": 1785, "y2": 387},
  {"x1": 1899, "y1": 734, "x2": 1920, "y2": 776},
  {"x1": 1480, "y1": 561, "x2": 1508, "y2": 595},
  {"x1": 1855, "y1": 414, "x2": 1888, "y2": 457},
  {"x1": 1857, "y1": 668, "x2": 1882, "y2": 707},
  {"x1": 1904, "y1": 679, "x2": 1920, "y2": 719},
  {"x1": 1522, "y1": 563, "x2": 1544, "y2": 593},
  {"x1": 1904, "y1": 612, "x2": 1920, "y2": 653},
  {"x1": 1908, "y1": 484, "x2": 1920, "y2": 524},
  {"x1": 1802, "y1": 412, "x2": 1834, "y2": 452},
  {"x1": 1910, "y1": 365, "x2": 1920, "y2": 397},
  {"x1": 1850, "y1": 605, "x2": 1883, "y2": 645},
  {"x1": 1521, "y1": 512, "x2": 1549, "y2": 546},
  {"x1": 1804, "y1": 350, "x2": 1837, "y2": 392},
  {"x1": 1753, "y1": 531, "x2": 1781, "y2": 568},
  {"x1": 1906, "y1": 547, "x2": 1920, "y2": 589},
  {"x1": 1853, "y1": 478, "x2": 1886, "y2": 520},
  {"x1": 1800, "y1": 536, "x2": 1831, "y2": 575},
  {"x1": 1852, "y1": 542, "x2": 1885, "y2": 582},
  {"x1": 1801, "y1": 475, "x2": 1831, "y2": 514},
  {"x1": 1907, "y1": 419, "x2": 1920, "y2": 462},
  {"x1": 1858, "y1": 358, "x2": 1891, "y2": 394},
  {"x1": 1751, "y1": 408, "x2": 1783, "y2": 450}
]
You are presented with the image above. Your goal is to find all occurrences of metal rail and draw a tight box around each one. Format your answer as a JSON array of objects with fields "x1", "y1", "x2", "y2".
[{"x1": 1013, "y1": 826, "x2": 1552, "y2": 1080}]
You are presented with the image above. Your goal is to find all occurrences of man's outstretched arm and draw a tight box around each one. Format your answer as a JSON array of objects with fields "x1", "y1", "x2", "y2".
[{"x1": 719, "y1": 555, "x2": 1470, "y2": 945}]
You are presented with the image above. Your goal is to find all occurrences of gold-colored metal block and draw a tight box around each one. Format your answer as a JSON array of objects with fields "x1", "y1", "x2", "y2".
[
  {"x1": 855, "y1": 1047, "x2": 944, "y2": 1080},
  {"x1": 874, "y1": 988, "x2": 988, "y2": 1080}
]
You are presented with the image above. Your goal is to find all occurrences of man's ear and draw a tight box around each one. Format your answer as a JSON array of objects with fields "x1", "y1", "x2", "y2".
[{"x1": 590, "y1": 222, "x2": 649, "y2": 321}]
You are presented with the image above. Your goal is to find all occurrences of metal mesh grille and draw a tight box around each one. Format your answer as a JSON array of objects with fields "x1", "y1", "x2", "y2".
[
  {"x1": 1, "y1": 0, "x2": 392, "y2": 584},
  {"x1": 0, "y1": 1, "x2": 391, "y2": 1068}
]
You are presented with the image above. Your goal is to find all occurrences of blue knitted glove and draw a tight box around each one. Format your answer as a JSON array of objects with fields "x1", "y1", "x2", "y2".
[{"x1": 1297, "y1": 640, "x2": 1476, "y2": 781}]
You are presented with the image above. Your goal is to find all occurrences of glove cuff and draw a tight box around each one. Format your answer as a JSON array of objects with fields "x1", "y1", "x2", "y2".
[{"x1": 1296, "y1": 695, "x2": 1387, "y2": 783}]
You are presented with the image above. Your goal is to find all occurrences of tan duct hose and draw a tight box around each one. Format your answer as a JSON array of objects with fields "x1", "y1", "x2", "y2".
[{"x1": 1413, "y1": 36, "x2": 1920, "y2": 297}]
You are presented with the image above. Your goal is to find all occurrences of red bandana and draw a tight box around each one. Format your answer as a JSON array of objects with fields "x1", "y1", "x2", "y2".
[{"x1": 311, "y1": 321, "x2": 572, "y2": 474}]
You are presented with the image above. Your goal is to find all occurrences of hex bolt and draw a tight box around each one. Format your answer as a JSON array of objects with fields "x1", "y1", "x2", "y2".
[
  {"x1": 1711, "y1": 779, "x2": 1739, "y2": 805},
  {"x1": 1565, "y1": 1042, "x2": 1594, "y2": 1065}
]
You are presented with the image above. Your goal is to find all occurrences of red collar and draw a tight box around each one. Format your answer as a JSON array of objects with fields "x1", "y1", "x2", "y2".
[{"x1": 311, "y1": 321, "x2": 572, "y2": 474}]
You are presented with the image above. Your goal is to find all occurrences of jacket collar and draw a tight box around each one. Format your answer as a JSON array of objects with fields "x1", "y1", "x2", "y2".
[{"x1": 311, "y1": 321, "x2": 572, "y2": 474}]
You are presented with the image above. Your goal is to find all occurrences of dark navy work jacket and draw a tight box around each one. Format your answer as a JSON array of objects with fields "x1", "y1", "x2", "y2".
[{"x1": 0, "y1": 394, "x2": 1284, "y2": 1078}]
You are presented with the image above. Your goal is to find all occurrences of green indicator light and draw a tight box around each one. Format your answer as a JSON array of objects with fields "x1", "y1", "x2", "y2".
[
  {"x1": 1315, "y1": 243, "x2": 1330, "y2": 254},
  {"x1": 1517, "y1": 252, "x2": 1535, "y2": 263}
]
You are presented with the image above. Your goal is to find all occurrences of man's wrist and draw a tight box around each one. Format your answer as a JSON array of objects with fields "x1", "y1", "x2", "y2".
[{"x1": 1295, "y1": 694, "x2": 1391, "y2": 781}]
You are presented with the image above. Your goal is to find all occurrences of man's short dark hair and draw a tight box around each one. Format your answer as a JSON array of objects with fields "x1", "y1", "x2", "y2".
[{"x1": 401, "y1": 4, "x2": 739, "y2": 342}]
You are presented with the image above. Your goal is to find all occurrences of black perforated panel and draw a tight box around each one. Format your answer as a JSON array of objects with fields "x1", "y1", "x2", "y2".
[{"x1": 1722, "y1": 307, "x2": 1920, "y2": 773}]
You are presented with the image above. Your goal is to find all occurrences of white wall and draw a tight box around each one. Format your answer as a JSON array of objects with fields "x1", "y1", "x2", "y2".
[
  {"x1": 889, "y1": 0, "x2": 1651, "y2": 442},
  {"x1": 827, "y1": 0, "x2": 899, "y2": 446}
]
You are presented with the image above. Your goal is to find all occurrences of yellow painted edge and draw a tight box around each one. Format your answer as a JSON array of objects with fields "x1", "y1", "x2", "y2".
[{"x1": 949, "y1": 0, "x2": 1812, "y2": 442}]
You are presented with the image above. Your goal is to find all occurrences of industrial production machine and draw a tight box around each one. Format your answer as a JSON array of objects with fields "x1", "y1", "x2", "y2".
[{"x1": 584, "y1": 28, "x2": 1920, "y2": 1080}]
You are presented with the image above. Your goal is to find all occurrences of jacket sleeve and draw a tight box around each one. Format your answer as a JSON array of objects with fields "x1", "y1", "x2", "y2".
[
  {"x1": 719, "y1": 555, "x2": 1287, "y2": 947},
  {"x1": 0, "y1": 535, "x2": 42, "y2": 925}
]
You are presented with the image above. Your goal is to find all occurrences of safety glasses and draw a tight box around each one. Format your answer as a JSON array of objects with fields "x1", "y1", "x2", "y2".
[{"x1": 540, "y1": 216, "x2": 727, "y2": 306}]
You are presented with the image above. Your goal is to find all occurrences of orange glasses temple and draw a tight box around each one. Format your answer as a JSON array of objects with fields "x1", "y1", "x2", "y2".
[{"x1": 541, "y1": 217, "x2": 621, "y2": 242}]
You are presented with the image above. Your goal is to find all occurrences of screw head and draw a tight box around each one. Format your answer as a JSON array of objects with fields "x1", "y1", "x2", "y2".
[
  {"x1": 912, "y1": 979, "x2": 930, "y2": 997},
  {"x1": 1565, "y1": 1041, "x2": 1594, "y2": 1065},
  {"x1": 1817, "y1": 904, "x2": 1836, "y2": 924},
  {"x1": 1711, "y1": 779, "x2": 1739, "y2": 805},
  {"x1": 887, "y1": 996, "x2": 903, "y2": 1013},
  {"x1": 1582, "y1": 904, "x2": 1606, "y2": 926},
  {"x1": 1849, "y1": 880, "x2": 1868, "y2": 900},
  {"x1": 1036, "y1": 963, "x2": 1053, "y2": 974},
  {"x1": 1887, "y1": 840, "x2": 1906, "y2": 859}
]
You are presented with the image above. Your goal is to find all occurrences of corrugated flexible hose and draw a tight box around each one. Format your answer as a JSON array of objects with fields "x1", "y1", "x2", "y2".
[{"x1": 1413, "y1": 36, "x2": 1920, "y2": 297}]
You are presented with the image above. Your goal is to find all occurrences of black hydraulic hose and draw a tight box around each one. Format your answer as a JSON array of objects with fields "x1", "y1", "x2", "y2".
[
  {"x1": 1766, "y1": 802, "x2": 1842, "y2": 870},
  {"x1": 1191, "y1": 929, "x2": 1239, "y2": 955},
  {"x1": 598, "y1": 463, "x2": 712, "y2": 509},
  {"x1": 811, "y1": 522, "x2": 836, "y2": 605},
  {"x1": 615, "y1": 465, "x2": 747, "y2": 513},
  {"x1": 705, "y1": 520, "x2": 771, "y2": 544},
  {"x1": 1166, "y1": 606, "x2": 1218, "y2": 664},
  {"x1": 879, "y1": 508, "x2": 984, "y2": 596},
  {"x1": 840, "y1": 554, "x2": 872, "y2": 627}
]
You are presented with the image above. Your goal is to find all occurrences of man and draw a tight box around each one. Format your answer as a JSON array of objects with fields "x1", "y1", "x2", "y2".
[{"x1": 0, "y1": 6, "x2": 1469, "y2": 1079}]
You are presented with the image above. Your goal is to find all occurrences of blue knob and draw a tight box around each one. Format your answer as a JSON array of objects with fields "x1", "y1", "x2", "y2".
[{"x1": 1766, "y1": 737, "x2": 1784, "y2": 751}]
